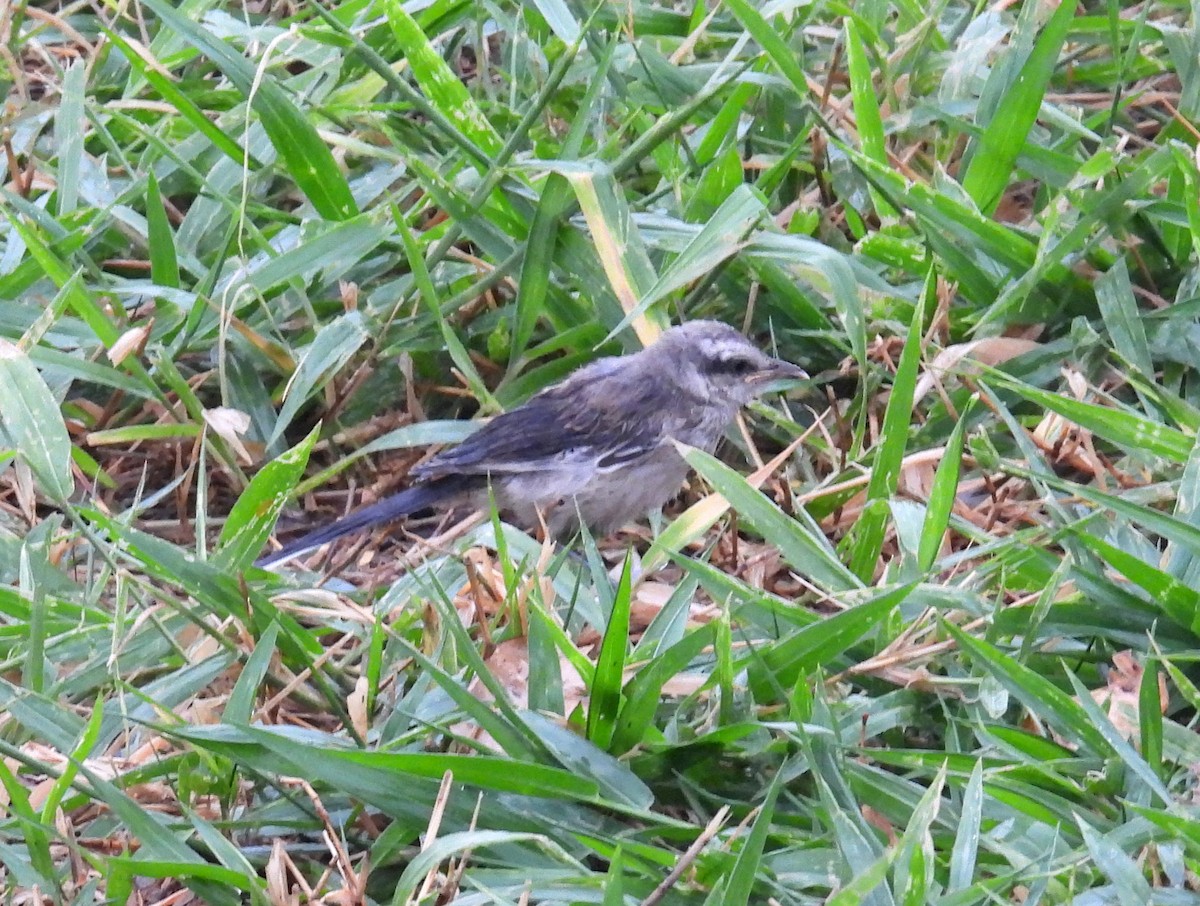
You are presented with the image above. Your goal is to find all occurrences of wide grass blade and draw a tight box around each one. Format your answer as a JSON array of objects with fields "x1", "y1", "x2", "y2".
[
  {"x1": 845, "y1": 19, "x2": 896, "y2": 219},
  {"x1": 681, "y1": 445, "x2": 861, "y2": 592},
  {"x1": 587, "y1": 552, "x2": 633, "y2": 750},
  {"x1": 140, "y1": 0, "x2": 358, "y2": 221},
  {"x1": 918, "y1": 414, "x2": 966, "y2": 572},
  {"x1": 724, "y1": 767, "x2": 784, "y2": 906},
  {"x1": 106, "y1": 28, "x2": 258, "y2": 168},
  {"x1": 383, "y1": 0, "x2": 503, "y2": 158},
  {"x1": 945, "y1": 623, "x2": 1113, "y2": 756},
  {"x1": 847, "y1": 274, "x2": 927, "y2": 580},
  {"x1": 217, "y1": 425, "x2": 317, "y2": 569},
  {"x1": 960, "y1": 0, "x2": 1077, "y2": 213},
  {"x1": 724, "y1": 0, "x2": 810, "y2": 99},
  {"x1": 5, "y1": 0, "x2": 1197, "y2": 897},
  {"x1": 0, "y1": 340, "x2": 74, "y2": 501}
]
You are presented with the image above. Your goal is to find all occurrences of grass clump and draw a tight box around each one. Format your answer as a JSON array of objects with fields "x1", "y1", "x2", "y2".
[{"x1": 2, "y1": 0, "x2": 1200, "y2": 902}]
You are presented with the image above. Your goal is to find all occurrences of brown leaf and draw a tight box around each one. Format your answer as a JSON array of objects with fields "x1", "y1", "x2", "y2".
[{"x1": 915, "y1": 337, "x2": 1042, "y2": 402}]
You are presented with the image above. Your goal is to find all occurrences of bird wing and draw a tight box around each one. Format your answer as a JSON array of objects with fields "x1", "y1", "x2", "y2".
[{"x1": 413, "y1": 369, "x2": 676, "y2": 480}]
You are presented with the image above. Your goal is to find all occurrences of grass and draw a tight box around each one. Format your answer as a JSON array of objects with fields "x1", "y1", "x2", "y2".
[{"x1": 2, "y1": 0, "x2": 1200, "y2": 902}]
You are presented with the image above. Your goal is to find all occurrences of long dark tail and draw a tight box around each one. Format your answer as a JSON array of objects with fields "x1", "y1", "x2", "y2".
[{"x1": 255, "y1": 478, "x2": 467, "y2": 568}]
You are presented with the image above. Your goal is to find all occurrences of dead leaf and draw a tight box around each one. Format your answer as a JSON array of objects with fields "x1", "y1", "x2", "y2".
[
  {"x1": 106, "y1": 323, "x2": 153, "y2": 365},
  {"x1": 914, "y1": 337, "x2": 1042, "y2": 402},
  {"x1": 1089, "y1": 650, "x2": 1167, "y2": 743},
  {"x1": 202, "y1": 406, "x2": 254, "y2": 465}
]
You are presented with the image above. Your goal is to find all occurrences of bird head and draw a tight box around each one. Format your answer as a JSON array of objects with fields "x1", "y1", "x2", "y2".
[{"x1": 652, "y1": 320, "x2": 807, "y2": 407}]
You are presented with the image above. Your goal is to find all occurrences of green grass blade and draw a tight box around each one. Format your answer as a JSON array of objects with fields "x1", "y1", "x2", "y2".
[
  {"x1": 1076, "y1": 817, "x2": 1154, "y2": 903},
  {"x1": 106, "y1": 28, "x2": 258, "y2": 168},
  {"x1": 961, "y1": 0, "x2": 1076, "y2": 213},
  {"x1": 681, "y1": 446, "x2": 862, "y2": 592},
  {"x1": 847, "y1": 272, "x2": 927, "y2": 580},
  {"x1": 587, "y1": 552, "x2": 633, "y2": 751},
  {"x1": 145, "y1": 170, "x2": 181, "y2": 289},
  {"x1": 725, "y1": 767, "x2": 784, "y2": 906},
  {"x1": 140, "y1": 0, "x2": 358, "y2": 220},
  {"x1": 0, "y1": 340, "x2": 74, "y2": 502},
  {"x1": 54, "y1": 62, "x2": 85, "y2": 217},
  {"x1": 724, "y1": 0, "x2": 809, "y2": 99},
  {"x1": 611, "y1": 623, "x2": 716, "y2": 754},
  {"x1": 383, "y1": 0, "x2": 503, "y2": 158},
  {"x1": 947, "y1": 759, "x2": 984, "y2": 892},
  {"x1": 746, "y1": 584, "x2": 912, "y2": 695},
  {"x1": 217, "y1": 426, "x2": 318, "y2": 570},
  {"x1": 267, "y1": 313, "x2": 370, "y2": 448},
  {"x1": 845, "y1": 19, "x2": 896, "y2": 219},
  {"x1": 945, "y1": 623, "x2": 1114, "y2": 756},
  {"x1": 919, "y1": 413, "x2": 966, "y2": 571},
  {"x1": 1094, "y1": 258, "x2": 1153, "y2": 376},
  {"x1": 985, "y1": 372, "x2": 1193, "y2": 463}
]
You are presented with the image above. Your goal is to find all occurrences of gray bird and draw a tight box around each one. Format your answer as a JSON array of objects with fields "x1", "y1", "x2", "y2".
[{"x1": 257, "y1": 320, "x2": 805, "y2": 568}]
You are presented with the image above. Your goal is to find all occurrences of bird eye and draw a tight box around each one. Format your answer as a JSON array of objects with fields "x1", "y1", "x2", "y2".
[{"x1": 714, "y1": 356, "x2": 756, "y2": 376}]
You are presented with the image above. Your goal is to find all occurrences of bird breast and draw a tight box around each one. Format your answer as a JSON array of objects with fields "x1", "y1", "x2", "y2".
[{"x1": 484, "y1": 396, "x2": 738, "y2": 538}]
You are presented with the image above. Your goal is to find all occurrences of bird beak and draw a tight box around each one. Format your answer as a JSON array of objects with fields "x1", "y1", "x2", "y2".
[{"x1": 751, "y1": 359, "x2": 808, "y2": 385}]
